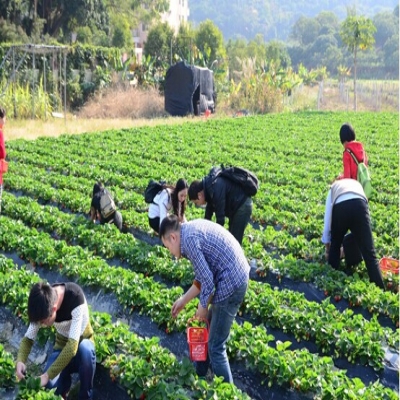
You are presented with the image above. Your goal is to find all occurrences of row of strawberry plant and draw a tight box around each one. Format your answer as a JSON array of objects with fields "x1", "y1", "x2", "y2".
[
  {"x1": 0, "y1": 214, "x2": 397, "y2": 374},
  {"x1": 2, "y1": 192, "x2": 398, "y2": 328},
  {"x1": 6, "y1": 146, "x2": 398, "y2": 252},
  {"x1": 0, "y1": 256, "x2": 250, "y2": 399},
  {"x1": 0, "y1": 254, "x2": 397, "y2": 399}
]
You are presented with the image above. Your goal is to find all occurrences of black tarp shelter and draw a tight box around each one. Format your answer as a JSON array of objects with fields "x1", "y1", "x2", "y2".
[{"x1": 164, "y1": 61, "x2": 216, "y2": 116}]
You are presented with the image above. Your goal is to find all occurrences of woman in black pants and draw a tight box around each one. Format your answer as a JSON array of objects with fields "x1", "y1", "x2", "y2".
[{"x1": 322, "y1": 178, "x2": 384, "y2": 289}]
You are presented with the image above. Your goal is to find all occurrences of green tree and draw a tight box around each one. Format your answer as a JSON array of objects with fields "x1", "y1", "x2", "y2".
[
  {"x1": 340, "y1": 12, "x2": 376, "y2": 110},
  {"x1": 111, "y1": 17, "x2": 133, "y2": 49},
  {"x1": 265, "y1": 40, "x2": 291, "y2": 69},
  {"x1": 290, "y1": 16, "x2": 320, "y2": 46},
  {"x1": 144, "y1": 22, "x2": 174, "y2": 65},
  {"x1": 373, "y1": 11, "x2": 398, "y2": 49},
  {"x1": 174, "y1": 23, "x2": 196, "y2": 64},
  {"x1": 194, "y1": 19, "x2": 226, "y2": 67}
]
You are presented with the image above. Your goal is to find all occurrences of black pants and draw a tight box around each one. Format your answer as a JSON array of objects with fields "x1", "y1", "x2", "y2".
[
  {"x1": 329, "y1": 199, "x2": 384, "y2": 289},
  {"x1": 149, "y1": 216, "x2": 160, "y2": 233}
]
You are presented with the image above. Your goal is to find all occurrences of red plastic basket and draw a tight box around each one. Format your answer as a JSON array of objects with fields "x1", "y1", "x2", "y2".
[
  {"x1": 379, "y1": 257, "x2": 399, "y2": 276},
  {"x1": 187, "y1": 317, "x2": 209, "y2": 362}
]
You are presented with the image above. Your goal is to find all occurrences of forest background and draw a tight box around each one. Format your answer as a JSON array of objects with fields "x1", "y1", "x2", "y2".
[{"x1": 0, "y1": 0, "x2": 398, "y2": 118}]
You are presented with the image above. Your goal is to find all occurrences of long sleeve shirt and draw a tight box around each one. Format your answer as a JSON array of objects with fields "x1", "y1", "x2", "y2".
[
  {"x1": 17, "y1": 283, "x2": 94, "y2": 380},
  {"x1": 148, "y1": 188, "x2": 172, "y2": 227},
  {"x1": 180, "y1": 219, "x2": 249, "y2": 308},
  {"x1": 0, "y1": 128, "x2": 6, "y2": 185},
  {"x1": 322, "y1": 179, "x2": 367, "y2": 244}
]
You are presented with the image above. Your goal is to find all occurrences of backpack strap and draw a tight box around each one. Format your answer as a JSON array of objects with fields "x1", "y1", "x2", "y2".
[{"x1": 346, "y1": 148, "x2": 361, "y2": 165}]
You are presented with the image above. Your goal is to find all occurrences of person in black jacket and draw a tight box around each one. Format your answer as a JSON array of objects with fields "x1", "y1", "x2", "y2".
[
  {"x1": 188, "y1": 174, "x2": 252, "y2": 245},
  {"x1": 90, "y1": 182, "x2": 123, "y2": 232}
]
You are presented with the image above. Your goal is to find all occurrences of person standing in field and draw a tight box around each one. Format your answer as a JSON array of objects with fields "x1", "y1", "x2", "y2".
[
  {"x1": 90, "y1": 181, "x2": 123, "y2": 232},
  {"x1": 160, "y1": 215, "x2": 249, "y2": 383},
  {"x1": 148, "y1": 178, "x2": 189, "y2": 234},
  {"x1": 15, "y1": 281, "x2": 96, "y2": 400},
  {"x1": 321, "y1": 178, "x2": 384, "y2": 289},
  {"x1": 188, "y1": 174, "x2": 252, "y2": 245},
  {"x1": 337, "y1": 123, "x2": 368, "y2": 180},
  {"x1": 0, "y1": 106, "x2": 7, "y2": 214}
]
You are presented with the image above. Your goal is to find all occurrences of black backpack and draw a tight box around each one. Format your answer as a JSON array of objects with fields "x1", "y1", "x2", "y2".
[
  {"x1": 144, "y1": 180, "x2": 166, "y2": 204},
  {"x1": 209, "y1": 165, "x2": 259, "y2": 197}
]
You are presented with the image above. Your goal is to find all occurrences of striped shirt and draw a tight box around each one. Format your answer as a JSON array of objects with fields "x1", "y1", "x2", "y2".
[{"x1": 180, "y1": 219, "x2": 250, "y2": 308}]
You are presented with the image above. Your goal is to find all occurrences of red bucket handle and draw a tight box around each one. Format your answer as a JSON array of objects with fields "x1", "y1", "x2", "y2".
[{"x1": 187, "y1": 317, "x2": 209, "y2": 330}]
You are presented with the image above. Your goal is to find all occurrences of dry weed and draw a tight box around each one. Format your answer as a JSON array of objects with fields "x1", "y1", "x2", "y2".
[{"x1": 78, "y1": 84, "x2": 168, "y2": 119}]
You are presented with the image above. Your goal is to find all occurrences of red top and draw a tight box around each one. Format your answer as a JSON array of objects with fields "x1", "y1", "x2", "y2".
[
  {"x1": 341, "y1": 141, "x2": 367, "y2": 180},
  {"x1": 0, "y1": 128, "x2": 6, "y2": 185}
]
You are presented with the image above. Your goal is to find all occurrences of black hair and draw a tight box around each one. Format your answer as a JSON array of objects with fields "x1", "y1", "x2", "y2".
[
  {"x1": 339, "y1": 123, "x2": 356, "y2": 144},
  {"x1": 171, "y1": 178, "x2": 188, "y2": 218},
  {"x1": 188, "y1": 180, "x2": 204, "y2": 201},
  {"x1": 159, "y1": 214, "x2": 181, "y2": 239},
  {"x1": 92, "y1": 181, "x2": 103, "y2": 197},
  {"x1": 27, "y1": 282, "x2": 57, "y2": 322},
  {"x1": 0, "y1": 106, "x2": 6, "y2": 119}
]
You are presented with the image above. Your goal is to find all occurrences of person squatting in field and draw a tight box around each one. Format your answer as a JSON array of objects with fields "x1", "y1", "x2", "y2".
[
  {"x1": 0, "y1": 106, "x2": 6, "y2": 214},
  {"x1": 148, "y1": 178, "x2": 188, "y2": 234},
  {"x1": 15, "y1": 281, "x2": 96, "y2": 400},
  {"x1": 90, "y1": 181, "x2": 123, "y2": 231},
  {"x1": 321, "y1": 178, "x2": 385, "y2": 289},
  {"x1": 160, "y1": 215, "x2": 249, "y2": 383},
  {"x1": 188, "y1": 173, "x2": 252, "y2": 245}
]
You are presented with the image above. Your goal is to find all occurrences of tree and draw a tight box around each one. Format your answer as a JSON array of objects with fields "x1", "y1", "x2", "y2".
[
  {"x1": 194, "y1": 19, "x2": 226, "y2": 67},
  {"x1": 290, "y1": 16, "x2": 320, "y2": 46},
  {"x1": 144, "y1": 22, "x2": 174, "y2": 65},
  {"x1": 340, "y1": 13, "x2": 376, "y2": 111},
  {"x1": 265, "y1": 40, "x2": 291, "y2": 69},
  {"x1": 373, "y1": 11, "x2": 398, "y2": 49}
]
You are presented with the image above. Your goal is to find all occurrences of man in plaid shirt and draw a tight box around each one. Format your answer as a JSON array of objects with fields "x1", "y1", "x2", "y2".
[{"x1": 160, "y1": 215, "x2": 249, "y2": 383}]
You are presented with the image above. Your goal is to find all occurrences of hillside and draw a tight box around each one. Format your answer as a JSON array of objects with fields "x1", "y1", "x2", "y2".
[{"x1": 188, "y1": 0, "x2": 398, "y2": 41}]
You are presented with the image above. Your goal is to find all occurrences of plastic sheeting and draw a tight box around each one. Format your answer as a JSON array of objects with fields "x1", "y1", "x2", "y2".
[{"x1": 164, "y1": 61, "x2": 215, "y2": 116}]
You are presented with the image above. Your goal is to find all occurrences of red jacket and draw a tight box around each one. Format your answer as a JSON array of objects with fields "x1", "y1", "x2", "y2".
[
  {"x1": 0, "y1": 128, "x2": 6, "y2": 185},
  {"x1": 342, "y1": 141, "x2": 367, "y2": 180}
]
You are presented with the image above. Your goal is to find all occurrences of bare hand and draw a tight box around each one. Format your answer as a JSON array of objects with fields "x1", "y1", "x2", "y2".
[
  {"x1": 39, "y1": 372, "x2": 49, "y2": 387},
  {"x1": 15, "y1": 361, "x2": 26, "y2": 381},
  {"x1": 171, "y1": 297, "x2": 186, "y2": 318},
  {"x1": 195, "y1": 305, "x2": 208, "y2": 320}
]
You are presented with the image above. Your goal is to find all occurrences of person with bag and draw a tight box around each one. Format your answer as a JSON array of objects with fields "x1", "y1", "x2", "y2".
[
  {"x1": 0, "y1": 106, "x2": 7, "y2": 214},
  {"x1": 160, "y1": 215, "x2": 249, "y2": 384},
  {"x1": 188, "y1": 166, "x2": 255, "y2": 245},
  {"x1": 15, "y1": 281, "x2": 96, "y2": 400},
  {"x1": 89, "y1": 182, "x2": 123, "y2": 232},
  {"x1": 321, "y1": 178, "x2": 384, "y2": 289},
  {"x1": 148, "y1": 178, "x2": 188, "y2": 234},
  {"x1": 337, "y1": 123, "x2": 368, "y2": 180}
]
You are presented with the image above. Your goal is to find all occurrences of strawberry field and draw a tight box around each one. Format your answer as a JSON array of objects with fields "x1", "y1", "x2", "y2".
[{"x1": 0, "y1": 111, "x2": 399, "y2": 399}]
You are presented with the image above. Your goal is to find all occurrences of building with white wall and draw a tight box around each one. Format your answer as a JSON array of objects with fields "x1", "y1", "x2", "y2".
[{"x1": 132, "y1": 0, "x2": 190, "y2": 63}]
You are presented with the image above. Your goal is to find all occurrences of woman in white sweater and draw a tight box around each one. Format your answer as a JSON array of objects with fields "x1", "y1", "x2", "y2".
[
  {"x1": 322, "y1": 178, "x2": 384, "y2": 289},
  {"x1": 148, "y1": 178, "x2": 188, "y2": 233}
]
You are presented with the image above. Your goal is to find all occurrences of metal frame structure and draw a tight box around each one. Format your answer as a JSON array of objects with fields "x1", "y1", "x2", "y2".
[{"x1": 0, "y1": 44, "x2": 68, "y2": 121}]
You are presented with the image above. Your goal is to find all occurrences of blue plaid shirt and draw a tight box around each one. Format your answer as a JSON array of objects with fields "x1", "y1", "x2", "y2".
[{"x1": 180, "y1": 219, "x2": 250, "y2": 308}]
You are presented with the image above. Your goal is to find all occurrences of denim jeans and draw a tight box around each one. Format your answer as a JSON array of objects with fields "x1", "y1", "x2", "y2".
[
  {"x1": 195, "y1": 281, "x2": 248, "y2": 383},
  {"x1": 329, "y1": 199, "x2": 384, "y2": 289},
  {"x1": 45, "y1": 339, "x2": 96, "y2": 400},
  {"x1": 228, "y1": 197, "x2": 252, "y2": 244}
]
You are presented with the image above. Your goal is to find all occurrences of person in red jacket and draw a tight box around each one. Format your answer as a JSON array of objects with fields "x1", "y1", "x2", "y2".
[
  {"x1": 338, "y1": 123, "x2": 368, "y2": 180},
  {"x1": 0, "y1": 106, "x2": 6, "y2": 214}
]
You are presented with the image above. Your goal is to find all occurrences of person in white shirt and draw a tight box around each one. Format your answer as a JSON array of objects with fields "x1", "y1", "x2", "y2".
[
  {"x1": 148, "y1": 178, "x2": 188, "y2": 233},
  {"x1": 322, "y1": 178, "x2": 384, "y2": 289}
]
